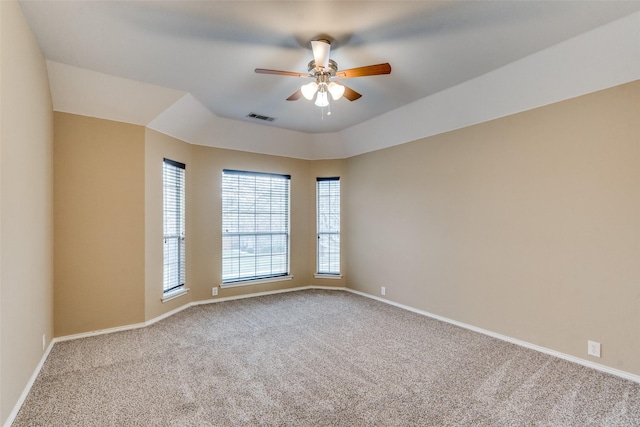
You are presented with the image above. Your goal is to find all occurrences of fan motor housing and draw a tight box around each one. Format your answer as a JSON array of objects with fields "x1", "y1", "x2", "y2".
[{"x1": 308, "y1": 59, "x2": 338, "y2": 76}]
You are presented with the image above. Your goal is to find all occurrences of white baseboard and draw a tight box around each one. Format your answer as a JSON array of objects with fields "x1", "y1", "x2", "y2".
[
  {"x1": 4, "y1": 340, "x2": 55, "y2": 427},
  {"x1": 54, "y1": 286, "x2": 348, "y2": 343},
  {"x1": 53, "y1": 321, "x2": 149, "y2": 343},
  {"x1": 192, "y1": 285, "x2": 347, "y2": 306},
  {"x1": 345, "y1": 288, "x2": 640, "y2": 385}
]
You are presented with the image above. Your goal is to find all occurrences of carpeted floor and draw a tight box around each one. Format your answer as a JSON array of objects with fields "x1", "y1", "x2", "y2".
[{"x1": 13, "y1": 290, "x2": 640, "y2": 426}]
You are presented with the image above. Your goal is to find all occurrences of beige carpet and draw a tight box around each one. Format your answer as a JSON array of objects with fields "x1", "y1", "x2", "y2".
[{"x1": 13, "y1": 290, "x2": 640, "y2": 426}]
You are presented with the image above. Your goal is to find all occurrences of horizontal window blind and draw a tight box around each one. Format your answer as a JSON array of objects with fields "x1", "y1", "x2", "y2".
[
  {"x1": 317, "y1": 177, "x2": 340, "y2": 274},
  {"x1": 163, "y1": 159, "x2": 186, "y2": 293},
  {"x1": 222, "y1": 170, "x2": 290, "y2": 283}
]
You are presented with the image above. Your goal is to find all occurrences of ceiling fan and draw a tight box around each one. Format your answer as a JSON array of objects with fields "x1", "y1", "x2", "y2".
[{"x1": 255, "y1": 39, "x2": 391, "y2": 109}]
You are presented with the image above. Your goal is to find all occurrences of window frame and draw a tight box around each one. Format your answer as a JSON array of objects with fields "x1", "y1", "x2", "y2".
[
  {"x1": 162, "y1": 158, "x2": 187, "y2": 300},
  {"x1": 221, "y1": 169, "x2": 291, "y2": 287},
  {"x1": 316, "y1": 177, "x2": 341, "y2": 277}
]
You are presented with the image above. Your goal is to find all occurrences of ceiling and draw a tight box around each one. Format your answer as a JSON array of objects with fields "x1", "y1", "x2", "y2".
[{"x1": 18, "y1": 1, "x2": 640, "y2": 136}]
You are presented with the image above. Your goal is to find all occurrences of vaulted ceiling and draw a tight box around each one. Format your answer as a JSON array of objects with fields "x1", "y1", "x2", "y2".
[{"x1": 18, "y1": 1, "x2": 640, "y2": 159}]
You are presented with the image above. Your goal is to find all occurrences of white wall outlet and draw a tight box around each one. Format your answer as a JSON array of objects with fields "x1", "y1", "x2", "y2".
[
  {"x1": 588, "y1": 340, "x2": 601, "y2": 358},
  {"x1": 212, "y1": 287, "x2": 218, "y2": 296},
  {"x1": 381, "y1": 286, "x2": 386, "y2": 296},
  {"x1": 42, "y1": 334, "x2": 46, "y2": 351}
]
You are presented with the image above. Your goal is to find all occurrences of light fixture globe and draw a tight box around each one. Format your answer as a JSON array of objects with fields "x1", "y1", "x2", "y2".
[
  {"x1": 301, "y1": 58, "x2": 344, "y2": 109},
  {"x1": 315, "y1": 90, "x2": 329, "y2": 107},
  {"x1": 328, "y1": 82, "x2": 345, "y2": 100},
  {"x1": 301, "y1": 82, "x2": 318, "y2": 100}
]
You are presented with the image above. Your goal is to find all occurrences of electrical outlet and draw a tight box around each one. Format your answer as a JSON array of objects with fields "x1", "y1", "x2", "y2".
[
  {"x1": 42, "y1": 334, "x2": 46, "y2": 351},
  {"x1": 212, "y1": 287, "x2": 218, "y2": 296},
  {"x1": 588, "y1": 340, "x2": 601, "y2": 358},
  {"x1": 381, "y1": 286, "x2": 386, "y2": 296}
]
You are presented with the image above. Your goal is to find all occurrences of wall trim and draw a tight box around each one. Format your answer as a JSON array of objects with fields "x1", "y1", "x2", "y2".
[
  {"x1": 55, "y1": 285, "x2": 346, "y2": 343},
  {"x1": 345, "y1": 288, "x2": 640, "y2": 385},
  {"x1": 3, "y1": 341, "x2": 56, "y2": 427},
  {"x1": 192, "y1": 285, "x2": 345, "y2": 307},
  {"x1": 7, "y1": 283, "x2": 637, "y2": 426},
  {"x1": 53, "y1": 321, "x2": 150, "y2": 343}
]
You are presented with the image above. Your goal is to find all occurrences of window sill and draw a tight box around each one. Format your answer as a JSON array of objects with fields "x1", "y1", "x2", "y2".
[
  {"x1": 314, "y1": 274, "x2": 343, "y2": 280},
  {"x1": 162, "y1": 287, "x2": 189, "y2": 303},
  {"x1": 221, "y1": 275, "x2": 293, "y2": 289}
]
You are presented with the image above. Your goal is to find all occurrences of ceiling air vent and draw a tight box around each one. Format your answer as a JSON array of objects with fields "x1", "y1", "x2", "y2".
[{"x1": 246, "y1": 113, "x2": 275, "y2": 122}]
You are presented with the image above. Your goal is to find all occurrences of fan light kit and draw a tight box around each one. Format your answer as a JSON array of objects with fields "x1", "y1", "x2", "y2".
[{"x1": 255, "y1": 39, "x2": 391, "y2": 116}]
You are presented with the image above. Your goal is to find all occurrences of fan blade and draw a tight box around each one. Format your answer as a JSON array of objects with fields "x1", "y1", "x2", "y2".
[
  {"x1": 342, "y1": 85, "x2": 362, "y2": 101},
  {"x1": 255, "y1": 68, "x2": 309, "y2": 77},
  {"x1": 336, "y1": 63, "x2": 391, "y2": 78},
  {"x1": 286, "y1": 90, "x2": 302, "y2": 101},
  {"x1": 311, "y1": 40, "x2": 331, "y2": 69}
]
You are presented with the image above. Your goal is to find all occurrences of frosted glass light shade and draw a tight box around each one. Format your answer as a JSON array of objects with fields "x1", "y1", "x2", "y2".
[
  {"x1": 315, "y1": 91, "x2": 329, "y2": 107},
  {"x1": 301, "y1": 82, "x2": 318, "y2": 100},
  {"x1": 328, "y1": 82, "x2": 345, "y2": 100}
]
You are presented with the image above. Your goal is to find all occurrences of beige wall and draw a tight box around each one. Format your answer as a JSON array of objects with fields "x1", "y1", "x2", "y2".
[
  {"x1": 144, "y1": 130, "x2": 193, "y2": 319},
  {"x1": 54, "y1": 113, "x2": 145, "y2": 336},
  {"x1": 52, "y1": 124, "x2": 349, "y2": 327},
  {"x1": 144, "y1": 130, "x2": 346, "y2": 316},
  {"x1": 309, "y1": 160, "x2": 348, "y2": 287},
  {"x1": 346, "y1": 80, "x2": 640, "y2": 376},
  {"x1": 189, "y1": 143, "x2": 311, "y2": 302},
  {"x1": 0, "y1": 1, "x2": 54, "y2": 423}
]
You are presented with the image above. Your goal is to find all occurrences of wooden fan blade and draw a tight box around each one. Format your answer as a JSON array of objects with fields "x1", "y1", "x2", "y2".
[
  {"x1": 286, "y1": 89, "x2": 302, "y2": 101},
  {"x1": 255, "y1": 68, "x2": 309, "y2": 77},
  {"x1": 336, "y1": 63, "x2": 391, "y2": 79},
  {"x1": 342, "y1": 85, "x2": 362, "y2": 101}
]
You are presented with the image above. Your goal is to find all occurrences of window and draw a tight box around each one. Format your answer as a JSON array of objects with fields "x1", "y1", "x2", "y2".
[
  {"x1": 222, "y1": 170, "x2": 290, "y2": 284},
  {"x1": 317, "y1": 177, "x2": 340, "y2": 275},
  {"x1": 163, "y1": 159, "x2": 186, "y2": 295}
]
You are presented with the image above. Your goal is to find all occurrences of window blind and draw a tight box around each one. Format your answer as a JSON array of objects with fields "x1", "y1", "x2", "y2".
[
  {"x1": 222, "y1": 170, "x2": 290, "y2": 283},
  {"x1": 163, "y1": 159, "x2": 186, "y2": 293},
  {"x1": 317, "y1": 177, "x2": 340, "y2": 274}
]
